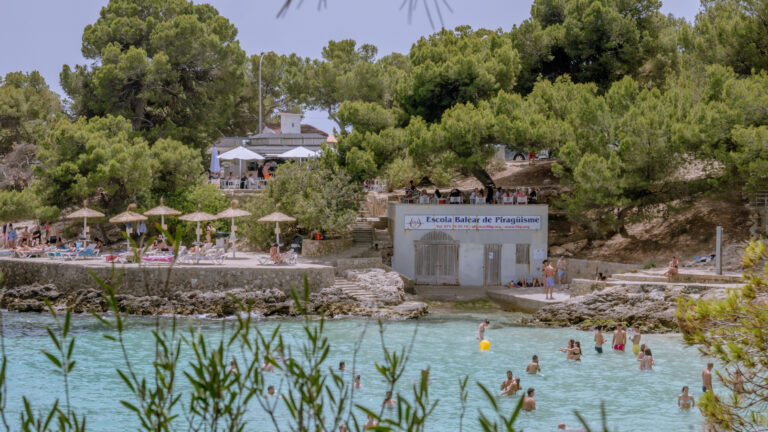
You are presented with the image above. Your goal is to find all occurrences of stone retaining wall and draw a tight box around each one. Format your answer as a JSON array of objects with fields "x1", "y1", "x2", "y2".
[
  {"x1": 569, "y1": 279, "x2": 608, "y2": 296},
  {"x1": 0, "y1": 259, "x2": 334, "y2": 295},
  {"x1": 302, "y1": 239, "x2": 354, "y2": 257}
]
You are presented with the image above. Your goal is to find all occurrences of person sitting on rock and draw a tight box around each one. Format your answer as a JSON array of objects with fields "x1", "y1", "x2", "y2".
[{"x1": 664, "y1": 256, "x2": 679, "y2": 281}]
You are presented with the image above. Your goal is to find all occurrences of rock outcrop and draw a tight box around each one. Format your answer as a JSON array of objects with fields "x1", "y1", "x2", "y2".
[
  {"x1": 343, "y1": 268, "x2": 406, "y2": 305},
  {"x1": 0, "y1": 282, "x2": 427, "y2": 320},
  {"x1": 524, "y1": 283, "x2": 730, "y2": 332}
]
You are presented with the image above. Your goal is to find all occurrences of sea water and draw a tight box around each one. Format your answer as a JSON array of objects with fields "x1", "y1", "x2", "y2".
[{"x1": 3, "y1": 310, "x2": 706, "y2": 431}]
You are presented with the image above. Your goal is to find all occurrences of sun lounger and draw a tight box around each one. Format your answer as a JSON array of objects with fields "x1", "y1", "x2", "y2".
[
  {"x1": 15, "y1": 248, "x2": 45, "y2": 258},
  {"x1": 66, "y1": 244, "x2": 100, "y2": 260}
]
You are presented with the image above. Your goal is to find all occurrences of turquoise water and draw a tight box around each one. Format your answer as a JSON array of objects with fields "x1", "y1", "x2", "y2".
[{"x1": 3, "y1": 310, "x2": 706, "y2": 431}]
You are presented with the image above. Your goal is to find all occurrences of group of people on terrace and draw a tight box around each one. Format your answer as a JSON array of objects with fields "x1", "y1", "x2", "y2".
[
  {"x1": 403, "y1": 181, "x2": 539, "y2": 205},
  {"x1": 2, "y1": 222, "x2": 62, "y2": 249},
  {"x1": 209, "y1": 160, "x2": 278, "y2": 190}
]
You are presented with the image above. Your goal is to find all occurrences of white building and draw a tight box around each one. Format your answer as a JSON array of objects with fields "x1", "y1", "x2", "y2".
[
  {"x1": 388, "y1": 203, "x2": 549, "y2": 286},
  {"x1": 213, "y1": 112, "x2": 330, "y2": 157}
]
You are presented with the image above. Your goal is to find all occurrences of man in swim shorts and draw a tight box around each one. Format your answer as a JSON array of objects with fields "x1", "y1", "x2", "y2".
[
  {"x1": 630, "y1": 326, "x2": 642, "y2": 355},
  {"x1": 542, "y1": 260, "x2": 556, "y2": 300},
  {"x1": 612, "y1": 325, "x2": 626, "y2": 351},
  {"x1": 556, "y1": 256, "x2": 567, "y2": 288},
  {"x1": 594, "y1": 326, "x2": 605, "y2": 353}
]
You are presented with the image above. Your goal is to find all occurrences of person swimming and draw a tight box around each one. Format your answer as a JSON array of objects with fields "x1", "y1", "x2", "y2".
[
  {"x1": 261, "y1": 355, "x2": 274, "y2": 372},
  {"x1": 526, "y1": 355, "x2": 541, "y2": 374},
  {"x1": 339, "y1": 361, "x2": 346, "y2": 372},
  {"x1": 266, "y1": 385, "x2": 276, "y2": 397},
  {"x1": 382, "y1": 391, "x2": 395, "y2": 407},
  {"x1": 353, "y1": 375, "x2": 362, "y2": 389},
  {"x1": 501, "y1": 377, "x2": 520, "y2": 396},
  {"x1": 678, "y1": 386, "x2": 695, "y2": 409}
]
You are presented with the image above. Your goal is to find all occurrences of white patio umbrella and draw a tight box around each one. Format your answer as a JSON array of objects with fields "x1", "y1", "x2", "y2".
[
  {"x1": 109, "y1": 204, "x2": 147, "y2": 250},
  {"x1": 278, "y1": 146, "x2": 318, "y2": 165},
  {"x1": 214, "y1": 200, "x2": 252, "y2": 258},
  {"x1": 257, "y1": 205, "x2": 296, "y2": 254},
  {"x1": 64, "y1": 201, "x2": 105, "y2": 246},
  {"x1": 143, "y1": 197, "x2": 181, "y2": 232},
  {"x1": 179, "y1": 205, "x2": 218, "y2": 245},
  {"x1": 219, "y1": 146, "x2": 264, "y2": 179}
]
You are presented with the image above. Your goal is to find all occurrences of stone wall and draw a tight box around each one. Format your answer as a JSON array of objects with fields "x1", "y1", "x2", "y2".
[
  {"x1": 302, "y1": 239, "x2": 354, "y2": 257},
  {"x1": 0, "y1": 259, "x2": 334, "y2": 295},
  {"x1": 569, "y1": 279, "x2": 608, "y2": 296},
  {"x1": 564, "y1": 258, "x2": 638, "y2": 283}
]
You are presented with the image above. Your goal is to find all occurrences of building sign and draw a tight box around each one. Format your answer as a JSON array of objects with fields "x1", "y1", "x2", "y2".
[{"x1": 404, "y1": 215, "x2": 541, "y2": 231}]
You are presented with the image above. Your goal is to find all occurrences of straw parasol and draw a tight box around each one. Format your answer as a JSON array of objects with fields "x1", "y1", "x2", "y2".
[
  {"x1": 257, "y1": 204, "x2": 296, "y2": 254},
  {"x1": 109, "y1": 204, "x2": 147, "y2": 250},
  {"x1": 64, "y1": 201, "x2": 105, "y2": 245},
  {"x1": 179, "y1": 204, "x2": 218, "y2": 245},
  {"x1": 143, "y1": 197, "x2": 182, "y2": 232},
  {"x1": 215, "y1": 200, "x2": 252, "y2": 258}
]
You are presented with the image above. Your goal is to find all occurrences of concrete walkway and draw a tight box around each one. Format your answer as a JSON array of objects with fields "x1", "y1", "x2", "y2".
[{"x1": 486, "y1": 287, "x2": 570, "y2": 313}]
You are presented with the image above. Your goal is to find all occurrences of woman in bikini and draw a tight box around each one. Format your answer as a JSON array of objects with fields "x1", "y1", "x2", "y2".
[
  {"x1": 636, "y1": 344, "x2": 647, "y2": 362},
  {"x1": 677, "y1": 386, "x2": 695, "y2": 409},
  {"x1": 571, "y1": 341, "x2": 582, "y2": 362},
  {"x1": 639, "y1": 348, "x2": 655, "y2": 371}
]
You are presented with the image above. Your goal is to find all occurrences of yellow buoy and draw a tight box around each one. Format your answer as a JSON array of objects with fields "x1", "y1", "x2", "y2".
[{"x1": 479, "y1": 339, "x2": 490, "y2": 351}]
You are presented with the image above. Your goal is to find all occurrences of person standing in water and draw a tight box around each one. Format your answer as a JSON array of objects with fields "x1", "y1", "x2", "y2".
[
  {"x1": 594, "y1": 327, "x2": 605, "y2": 354},
  {"x1": 477, "y1": 319, "x2": 490, "y2": 341},
  {"x1": 639, "y1": 348, "x2": 654, "y2": 371},
  {"x1": 678, "y1": 386, "x2": 695, "y2": 409},
  {"x1": 702, "y1": 362, "x2": 714, "y2": 392},
  {"x1": 630, "y1": 326, "x2": 642, "y2": 355},
  {"x1": 526, "y1": 355, "x2": 541, "y2": 374},
  {"x1": 542, "y1": 260, "x2": 557, "y2": 300},
  {"x1": 612, "y1": 325, "x2": 627, "y2": 351},
  {"x1": 500, "y1": 370, "x2": 515, "y2": 391},
  {"x1": 522, "y1": 388, "x2": 536, "y2": 411}
]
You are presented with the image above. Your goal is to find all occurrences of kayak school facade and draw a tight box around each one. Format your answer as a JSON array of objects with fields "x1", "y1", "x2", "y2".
[{"x1": 387, "y1": 203, "x2": 549, "y2": 286}]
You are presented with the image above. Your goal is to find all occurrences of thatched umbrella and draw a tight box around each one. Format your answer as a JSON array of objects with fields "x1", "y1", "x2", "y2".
[
  {"x1": 64, "y1": 201, "x2": 105, "y2": 246},
  {"x1": 215, "y1": 200, "x2": 251, "y2": 258},
  {"x1": 143, "y1": 197, "x2": 181, "y2": 232},
  {"x1": 179, "y1": 205, "x2": 218, "y2": 245},
  {"x1": 257, "y1": 205, "x2": 296, "y2": 254},
  {"x1": 109, "y1": 204, "x2": 148, "y2": 250}
]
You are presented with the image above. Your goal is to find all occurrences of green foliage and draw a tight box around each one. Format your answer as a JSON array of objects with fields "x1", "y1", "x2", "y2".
[
  {"x1": 162, "y1": 183, "x2": 230, "y2": 243},
  {"x1": 150, "y1": 138, "x2": 203, "y2": 195},
  {"x1": 510, "y1": 0, "x2": 680, "y2": 93},
  {"x1": 0, "y1": 188, "x2": 58, "y2": 222},
  {"x1": 337, "y1": 101, "x2": 398, "y2": 134},
  {"x1": 677, "y1": 239, "x2": 768, "y2": 431},
  {"x1": 398, "y1": 26, "x2": 520, "y2": 123},
  {"x1": 60, "y1": 0, "x2": 246, "y2": 150},
  {"x1": 294, "y1": 40, "x2": 393, "y2": 132},
  {"x1": 240, "y1": 162, "x2": 360, "y2": 248},
  {"x1": 35, "y1": 115, "x2": 154, "y2": 214},
  {"x1": 0, "y1": 71, "x2": 61, "y2": 155},
  {"x1": 685, "y1": 0, "x2": 768, "y2": 75}
]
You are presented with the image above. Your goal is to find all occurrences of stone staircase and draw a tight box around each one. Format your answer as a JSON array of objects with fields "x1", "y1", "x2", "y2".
[
  {"x1": 333, "y1": 277, "x2": 378, "y2": 303},
  {"x1": 352, "y1": 221, "x2": 374, "y2": 246}
]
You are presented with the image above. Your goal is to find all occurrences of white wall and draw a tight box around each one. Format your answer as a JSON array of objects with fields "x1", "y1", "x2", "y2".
[{"x1": 389, "y1": 203, "x2": 549, "y2": 286}]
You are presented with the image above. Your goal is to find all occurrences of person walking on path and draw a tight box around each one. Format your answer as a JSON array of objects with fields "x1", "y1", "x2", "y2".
[{"x1": 543, "y1": 260, "x2": 556, "y2": 300}]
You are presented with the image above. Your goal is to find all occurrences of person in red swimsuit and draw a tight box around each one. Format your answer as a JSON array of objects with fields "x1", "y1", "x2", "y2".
[{"x1": 612, "y1": 324, "x2": 627, "y2": 351}]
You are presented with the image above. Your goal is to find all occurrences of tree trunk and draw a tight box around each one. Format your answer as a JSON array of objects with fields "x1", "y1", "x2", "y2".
[{"x1": 469, "y1": 168, "x2": 494, "y2": 187}]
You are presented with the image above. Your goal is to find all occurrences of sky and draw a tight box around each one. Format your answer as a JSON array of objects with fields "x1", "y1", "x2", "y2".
[{"x1": 0, "y1": 0, "x2": 702, "y2": 133}]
